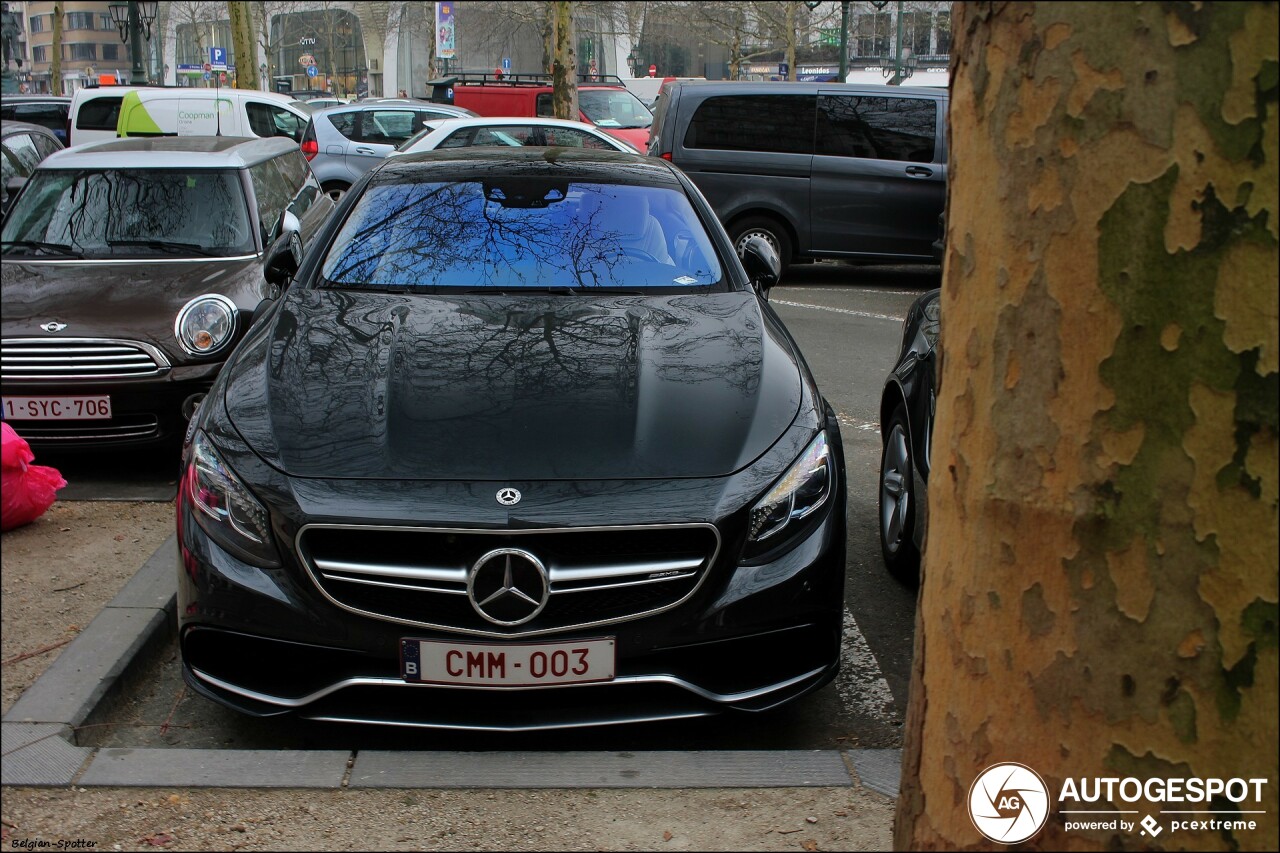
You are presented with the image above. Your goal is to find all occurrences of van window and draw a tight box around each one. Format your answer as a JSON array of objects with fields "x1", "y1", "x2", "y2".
[
  {"x1": 535, "y1": 93, "x2": 553, "y2": 117},
  {"x1": 1, "y1": 103, "x2": 70, "y2": 141},
  {"x1": 246, "y1": 102, "x2": 305, "y2": 142},
  {"x1": 815, "y1": 95, "x2": 936, "y2": 162},
  {"x1": 77, "y1": 96, "x2": 123, "y2": 130},
  {"x1": 684, "y1": 95, "x2": 816, "y2": 155}
]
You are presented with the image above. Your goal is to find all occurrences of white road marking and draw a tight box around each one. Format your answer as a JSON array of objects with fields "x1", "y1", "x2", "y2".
[
  {"x1": 836, "y1": 608, "x2": 900, "y2": 723},
  {"x1": 786, "y1": 286, "x2": 928, "y2": 297},
  {"x1": 771, "y1": 299, "x2": 904, "y2": 322},
  {"x1": 837, "y1": 413, "x2": 880, "y2": 433}
]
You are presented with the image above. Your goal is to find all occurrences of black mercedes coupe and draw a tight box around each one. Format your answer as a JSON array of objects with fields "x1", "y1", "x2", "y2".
[{"x1": 177, "y1": 148, "x2": 847, "y2": 731}]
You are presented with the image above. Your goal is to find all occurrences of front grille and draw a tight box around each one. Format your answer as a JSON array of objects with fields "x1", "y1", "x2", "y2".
[
  {"x1": 1, "y1": 337, "x2": 171, "y2": 381},
  {"x1": 14, "y1": 413, "x2": 160, "y2": 442},
  {"x1": 297, "y1": 524, "x2": 721, "y2": 638}
]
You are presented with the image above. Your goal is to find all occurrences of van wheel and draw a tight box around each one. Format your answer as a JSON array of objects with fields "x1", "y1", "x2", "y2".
[
  {"x1": 322, "y1": 181, "x2": 349, "y2": 204},
  {"x1": 730, "y1": 216, "x2": 792, "y2": 268}
]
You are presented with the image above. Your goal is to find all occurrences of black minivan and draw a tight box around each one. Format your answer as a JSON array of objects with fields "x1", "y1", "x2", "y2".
[{"x1": 648, "y1": 81, "x2": 948, "y2": 267}]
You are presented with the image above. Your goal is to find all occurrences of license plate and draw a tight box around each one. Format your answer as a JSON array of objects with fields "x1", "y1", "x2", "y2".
[
  {"x1": 401, "y1": 637, "x2": 615, "y2": 687},
  {"x1": 2, "y1": 395, "x2": 112, "y2": 421}
]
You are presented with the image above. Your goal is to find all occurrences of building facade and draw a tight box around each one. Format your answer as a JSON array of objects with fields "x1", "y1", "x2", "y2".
[{"x1": 19, "y1": 0, "x2": 160, "y2": 93}]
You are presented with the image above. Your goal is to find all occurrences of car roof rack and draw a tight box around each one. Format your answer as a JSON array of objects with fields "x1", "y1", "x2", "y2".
[{"x1": 435, "y1": 72, "x2": 627, "y2": 88}]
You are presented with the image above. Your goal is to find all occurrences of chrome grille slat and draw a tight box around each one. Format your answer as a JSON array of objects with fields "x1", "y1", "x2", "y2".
[
  {"x1": 321, "y1": 573, "x2": 469, "y2": 595},
  {"x1": 297, "y1": 523, "x2": 721, "y2": 639},
  {"x1": 1, "y1": 337, "x2": 171, "y2": 380}
]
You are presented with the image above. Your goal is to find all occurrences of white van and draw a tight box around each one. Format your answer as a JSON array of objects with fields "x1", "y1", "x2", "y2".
[{"x1": 68, "y1": 87, "x2": 310, "y2": 148}]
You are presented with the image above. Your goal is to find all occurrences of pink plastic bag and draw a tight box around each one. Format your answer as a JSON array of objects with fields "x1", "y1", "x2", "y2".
[{"x1": 1, "y1": 422, "x2": 67, "y2": 531}]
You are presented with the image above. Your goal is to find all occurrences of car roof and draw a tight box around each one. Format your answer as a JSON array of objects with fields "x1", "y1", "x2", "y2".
[
  {"x1": 668, "y1": 79, "x2": 947, "y2": 97},
  {"x1": 374, "y1": 146, "x2": 679, "y2": 185},
  {"x1": 1, "y1": 95, "x2": 72, "y2": 103},
  {"x1": 36, "y1": 136, "x2": 299, "y2": 170},
  {"x1": 1, "y1": 121, "x2": 63, "y2": 140},
  {"x1": 426, "y1": 116, "x2": 612, "y2": 130}
]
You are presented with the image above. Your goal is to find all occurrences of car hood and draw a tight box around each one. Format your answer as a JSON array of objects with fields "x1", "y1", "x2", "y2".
[
  {"x1": 0, "y1": 258, "x2": 263, "y2": 358},
  {"x1": 223, "y1": 289, "x2": 803, "y2": 481}
]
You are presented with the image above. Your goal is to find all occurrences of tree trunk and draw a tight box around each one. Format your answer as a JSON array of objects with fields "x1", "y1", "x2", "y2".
[
  {"x1": 550, "y1": 0, "x2": 577, "y2": 120},
  {"x1": 542, "y1": 1, "x2": 555, "y2": 74},
  {"x1": 895, "y1": 2, "x2": 1278, "y2": 851},
  {"x1": 228, "y1": 1, "x2": 258, "y2": 90},
  {"x1": 50, "y1": 1, "x2": 63, "y2": 95}
]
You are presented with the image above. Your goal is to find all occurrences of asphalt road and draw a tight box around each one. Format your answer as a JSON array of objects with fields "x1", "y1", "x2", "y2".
[{"x1": 41, "y1": 261, "x2": 940, "y2": 753}]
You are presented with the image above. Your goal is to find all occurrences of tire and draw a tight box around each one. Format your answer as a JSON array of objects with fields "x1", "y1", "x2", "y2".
[
  {"x1": 879, "y1": 405, "x2": 920, "y2": 581},
  {"x1": 322, "y1": 181, "x2": 350, "y2": 204},
  {"x1": 729, "y1": 215, "x2": 793, "y2": 269}
]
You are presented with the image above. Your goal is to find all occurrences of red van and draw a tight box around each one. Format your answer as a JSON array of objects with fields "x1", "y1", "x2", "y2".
[{"x1": 427, "y1": 73, "x2": 652, "y2": 151}]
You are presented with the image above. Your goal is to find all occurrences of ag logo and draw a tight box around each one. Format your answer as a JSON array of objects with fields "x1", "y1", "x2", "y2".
[{"x1": 968, "y1": 762, "x2": 1051, "y2": 844}]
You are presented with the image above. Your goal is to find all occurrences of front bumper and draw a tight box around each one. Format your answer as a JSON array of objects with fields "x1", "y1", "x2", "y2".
[{"x1": 177, "y1": 475, "x2": 847, "y2": 731}]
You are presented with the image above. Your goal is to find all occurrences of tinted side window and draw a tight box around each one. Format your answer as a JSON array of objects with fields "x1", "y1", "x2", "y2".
[
  {"x1": 356, "y1": 110, "x2": 420, "y2": 144},
  {"x1": 535, "y1": 93, "x2": 553, "y2": 117},
  {"x1": 76, "y1": 97, "x2": 123, "y2": 130},
  {"x1": 327, "y1": 111, "x2": 358, "y2": 139},
  {"x1": 249, "y1": 161, "x2": 296, "y2": 245},
  {"x1": 31, "y1": 133, "x2": 62, "y2": 159},
  {"x1": 274, "y1": 151, "x2": 322, "y2": 222},
  {"x1": 12, "y1": 103, "x2": 70, "y2": 138},
  {"x1": 246, "y1": 102, "x2": 305, "y2": 142},
  {"x1": 816, "y1": 95, "x2": 936, "y2": 162},
  {"x1": 3, "y1": 135, "x2": 42, "y2": 173},
  {"x1": 684, "y1": 95, "x2": 816, "y2": 155}
]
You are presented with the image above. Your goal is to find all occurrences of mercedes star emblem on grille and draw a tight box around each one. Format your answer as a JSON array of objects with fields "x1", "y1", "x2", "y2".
[
  {"x1": 496, "y1": 487, "x2": 522, "y2": 506},
  {"x1": 40, "y1": 322, "x2": 68, "y2": 333},
  {"x1": 467, "y1": 548, "x2": 549, "y2": 626}
]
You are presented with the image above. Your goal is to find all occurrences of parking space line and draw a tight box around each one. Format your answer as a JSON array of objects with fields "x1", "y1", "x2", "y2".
[
  {"x1": 836, "y1": 609, "x2": 899, "y2": 724},
  {"x1": 771, "y1": 299, "x2": 904, "y2": 322},
  {"x1": 837, "y1": 413, "x2": 879, "y2": 433}
]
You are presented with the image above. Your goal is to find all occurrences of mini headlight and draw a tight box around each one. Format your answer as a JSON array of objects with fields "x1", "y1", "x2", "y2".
[
  {"x1": 186, "y1": 430, "x2": 279, "y2": 566},
  {"x1": 746, "y1": 431, "x2": 832, "y2": 551},
  {"x1": 176, "y1": 294, "x2": 237, "y2": 356}
]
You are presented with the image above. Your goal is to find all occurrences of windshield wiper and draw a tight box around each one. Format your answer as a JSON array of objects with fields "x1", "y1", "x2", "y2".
[
  {"x1": 1, "y1": 239, "x2": 82, "y2": 257},
  {"x1": 107, "y1": 239, "x2": 219, "y2": 257}
]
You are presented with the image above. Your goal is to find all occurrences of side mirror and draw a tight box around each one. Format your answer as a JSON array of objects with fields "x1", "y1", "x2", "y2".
[
  {"x1": 263, "y1": 211, "x2": 303, "y2": 288},
  {"x1": 3, "y1": 176, "x2": 28, "y2": 214},
  {"x1": 740, "y1": 235, "x2": 781, "y2": 297}
]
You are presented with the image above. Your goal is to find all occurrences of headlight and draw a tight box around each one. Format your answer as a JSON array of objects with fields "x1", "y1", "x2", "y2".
[
  {"x1": 175, "y1": 294, "x2": 237, "y2": 356},
  {"x1": 745, "y1": 431, "x2": 833, "y2": 555},
  {"x1": 185, "y1": 430, "x2": 279, "y2": 566}
]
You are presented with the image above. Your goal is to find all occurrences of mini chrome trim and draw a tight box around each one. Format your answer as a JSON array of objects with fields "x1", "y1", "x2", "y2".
[
  {"x1": 4, "y1": 254, "x2": 261, "y2": 265},
  {"x1": 551, "y1": 557, "x2": 703, "y2": 583},
  {"x1": 294, "y1": 522, "x2": 722, "y2": 640},
  {"x1": 189, "y1": 664, "x2": 826, "y2": 711},
  {"x1": 1, "y1": 337, "x2": 172, "y2": 380},
  {"x1": 174, "y1": 293, "x2": 239, "y2": 357},
  {"x1": 304, "y1": 710, "x2": 714, "y2": 732},
  {"x1": 551, "y1": 571, "x2": 698, "y2": 594}
]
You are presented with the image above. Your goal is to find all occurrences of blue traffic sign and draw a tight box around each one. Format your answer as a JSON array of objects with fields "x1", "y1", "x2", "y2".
[
  {"x1": 209, "y1": 46, "x2": 227, "y2": 69},
  {"x1": 306, "y1": 65, "x2": 319, "y2": 78},
  {"x1": 502, "y1": 57, "x2": 511, "y2": 71},
  {"x1": 203, "y1": 71, "x2": 212, "y2": 81}
]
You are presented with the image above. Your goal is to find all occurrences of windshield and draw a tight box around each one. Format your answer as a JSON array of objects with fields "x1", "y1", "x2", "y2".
[
  {"x1": 1, "y1": 169, "x2": 254, "y2": 258},
  {"x1": 579, "y1": 90, "x2": 653, "y2": 130},
  {"x1": 320, "y1": 179, "x2": 723, "y2": 292}
]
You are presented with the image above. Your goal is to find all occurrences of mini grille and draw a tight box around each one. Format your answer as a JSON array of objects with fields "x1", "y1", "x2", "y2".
[
  {"x1": 1, "y1": 338, "x2": 170, "y2": 381},
  {"x1": 297, "y1": 524, "x2": 721, "y2": 638}
]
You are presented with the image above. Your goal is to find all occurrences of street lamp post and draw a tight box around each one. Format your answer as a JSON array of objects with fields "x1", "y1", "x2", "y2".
[
  {"x1": 108, "y1": 1, "x2": 157, "y2": 86},
  {"x1": 806, "y1": 1, "x2": 851, "y2": 82}
]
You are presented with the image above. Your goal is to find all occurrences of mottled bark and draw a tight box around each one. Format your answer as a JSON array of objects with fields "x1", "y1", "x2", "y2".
[
  {"x1": 228, "y1": 1, "x2": 258, "y2": 90},
  {"x1": 49, "y1": 1, "x2": 63, "y2": 95},
  {"x1": 551, "y1": 0, "x2": 578, "y2": 120},
  {"x1": 895, "y1": 2, "x2": 1278, "y2": 850}
]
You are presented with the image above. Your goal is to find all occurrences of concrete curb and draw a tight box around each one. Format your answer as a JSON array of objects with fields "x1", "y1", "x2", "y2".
[{"x1": 2, "y1": 535, "x2": 903, "y2": 793}]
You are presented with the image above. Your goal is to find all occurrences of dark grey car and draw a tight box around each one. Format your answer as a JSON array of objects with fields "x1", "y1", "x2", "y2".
[{"x1": 648, "y1": 81, "x2": 948, "y2": 267}]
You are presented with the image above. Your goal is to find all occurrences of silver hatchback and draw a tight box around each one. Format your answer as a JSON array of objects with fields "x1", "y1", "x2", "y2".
[{"x1": 301, "y1": 100, "x2": 477, "y2": 201}]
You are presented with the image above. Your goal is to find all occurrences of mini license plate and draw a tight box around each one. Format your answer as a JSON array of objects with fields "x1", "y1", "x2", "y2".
[
  {"x1": 401, "y1": 637, "x2": 615, "y2": 687},
  {"x1": 2, "y1": 395, "x2": 112, "y2": 421}
]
